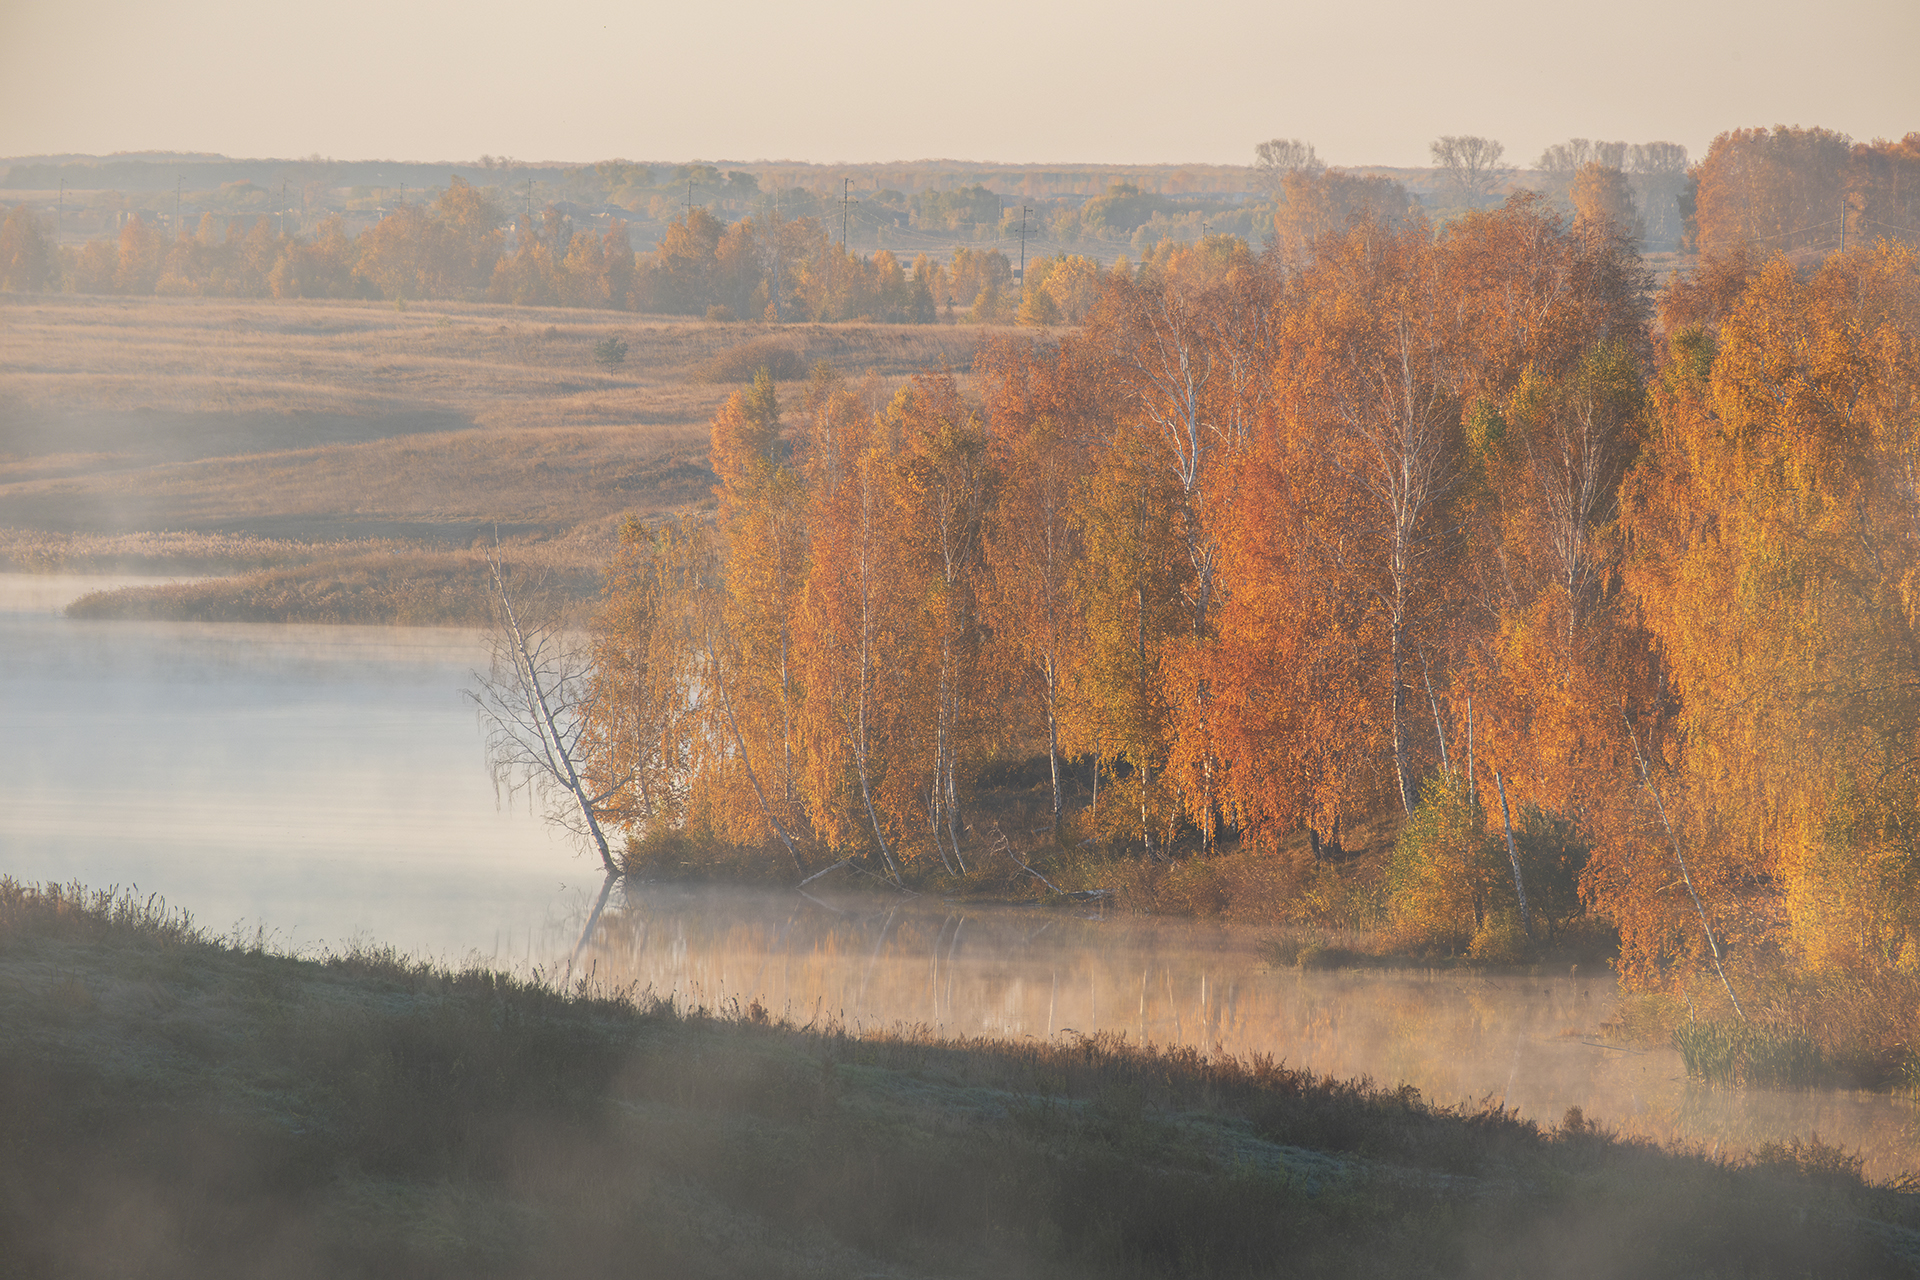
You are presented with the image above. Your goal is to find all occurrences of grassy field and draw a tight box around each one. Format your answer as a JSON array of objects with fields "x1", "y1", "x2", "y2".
[
  {"x1": 4, "y1": 878, "x2": 1917, "y2": 1280},
  {"x1": 0, "y1": 294, "x2": 985, "y2": 614}
]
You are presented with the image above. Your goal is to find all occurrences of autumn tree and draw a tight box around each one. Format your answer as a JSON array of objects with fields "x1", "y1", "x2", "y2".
[
  {"x1": 1627, "y1": 142, "x2": 1694, "y2": 250},
  {"x1": 706, "y1": 369, "x2": 811, "y2": 863},
  {"x1": 1085, "y1": 242, "x2": 1285, "y2": 845},
  {"x1": 1614, "y1": 242, "x2": 1920, "y2": 984},
  {"x1": 589, "y1": 517, "x2": 703, "y2": 839},
  {"x1": 0, "y1": 205, "x2": 55, "y2": 291},
  {"x1": 1851, "y1": 133, "x2": 1920, "y2": 247},
  {"x1": 1019, "y1": 254, "x2": 1103, "y2": 325},
  {"x1": 1065, "y1": 421, "x2": 1191, "y2": 854},
  {"x1": 1692, "y1": 125, "x2": 1855, "y2": 256},
  {"x1": 792, "y1": 367, "x2": 909, "y2": 877},
  {"x1": 357, "y1": 203, "x2": 436, "y2": 300},
  {"x1": 1536, "y1": 139, "x2": 1629, "y2": 179},
  {"x1": 644, "y1": 207, "x2": 725, "y2": 314},
  {"x1": 74, "y1": 238, "x2": 117, "y2": 294},
  {"x1": 1571, "y1": 163, "x2": 1639, "y2": 239},
  {"x1": 264, "y1": 214, "x2": 363, "y2": 299},
  {"x1": 113, "y1": 214, "x2": 162, "y2": 294},
  {"x1": 1302, "y1": 217, "x2": 1465, "y2": 814},
  {"x1": 887, "y1": 373, "x2": 996, "y2": 869},
  {"x1": 978, "y1": 337, "x2": 1100, "y2": 825},
  {"x1": 1195, "y1": 336, "x2": 1391, "y2": 849},
  {"x1": 431, "y1": 176, "x2": 504, "y2": 292},
  {"x1": 1272, "y1": 169, "x2": 1412, "y2": 265}
]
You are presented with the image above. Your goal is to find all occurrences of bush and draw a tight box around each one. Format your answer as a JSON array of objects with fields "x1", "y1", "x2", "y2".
[
  {"x1": 1388, "y1": 772, "x2": 1593, "y2": 956},
  {"x1": 693, "y1": 335, "x2": 807, "y2": 384},
  {"x1": 592, "y1": 335, "x2": 628, "y2": 368},
  {"x1": 1386, "y1": 772, "x2": 1490, "y2": 953},
  {"x1": 1469, "y1": 908, "x2": 1528, "y2": 964}
]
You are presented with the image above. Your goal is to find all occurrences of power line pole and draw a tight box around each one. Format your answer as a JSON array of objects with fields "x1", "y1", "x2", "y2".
[
  {"x1": 842, "y1": 177, "x2": 852, "y2": 248},
  {"x1": 1018, "y1": 204, "x2": 1031, "y2": 282},
  {"x1": 1839, "y1": 196, "x2": 1846, "y2": 254},
  {"x1": 174, "y1": 176, "x2": 182, "y2": 242}
]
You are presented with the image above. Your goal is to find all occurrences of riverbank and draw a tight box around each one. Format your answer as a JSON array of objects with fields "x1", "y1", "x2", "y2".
[
  {"x1": 60, "y1": 546, "x2": 603, "y2": 626},
  {"x1": 624, "y1": 821, "x2": 1920, "y2": 1098},
  {"x1": 7, "y1": 877, "x2": 1916, "y2": 1279}
]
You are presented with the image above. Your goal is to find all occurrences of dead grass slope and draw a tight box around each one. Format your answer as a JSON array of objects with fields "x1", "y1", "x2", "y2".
[{"x1": 1, "y1": 295, "x2": 994, "y2": 618}]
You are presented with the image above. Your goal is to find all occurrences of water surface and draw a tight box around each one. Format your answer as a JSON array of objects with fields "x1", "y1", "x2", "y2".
[
  {"x1": 0, "y1": 573, "x2": 589, "y2": 962},
  {"x1": 583, "y1": 880, "x2": 1920, "y2": 1179},
  {"x1": 7, "y1": 573, "x2": 1917, "y2": 1177}
]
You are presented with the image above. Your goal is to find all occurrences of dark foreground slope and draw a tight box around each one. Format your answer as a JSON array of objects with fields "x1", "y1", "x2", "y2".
[{"x1": 2, "y1": 879, "x2": 1915, "y2": 1280}]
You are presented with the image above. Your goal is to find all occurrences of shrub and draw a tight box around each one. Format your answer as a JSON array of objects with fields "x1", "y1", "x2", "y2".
[
  {"x1": 592, "y1": 335, "x2": 628, "y2": 368},
  {"x1": 1469, "y1": 908, "x2": 1528, "y2": 963},
  {"x1": 1388, "y1": 772, "x2": 1593, "y2": 956},
  {"x1": 692, "y1": 335, "x2": 807, "y2": 384},
  {"x1": 1386, "y1": 772, "x2": 1489, "y2": 952}
]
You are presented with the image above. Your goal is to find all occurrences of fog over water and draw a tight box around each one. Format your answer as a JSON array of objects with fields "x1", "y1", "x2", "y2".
[
  {"x1": 7, "y1": 574, "x2": 1919, "y2": 1177},
  {"x1": 0, "y1": 574, "x2": 587, "y2": 963}
]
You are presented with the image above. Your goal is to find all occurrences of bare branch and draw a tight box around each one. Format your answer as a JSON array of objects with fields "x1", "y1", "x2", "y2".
[{"x1": 466, "y1": 554, "x2": 618, "y2": 872}]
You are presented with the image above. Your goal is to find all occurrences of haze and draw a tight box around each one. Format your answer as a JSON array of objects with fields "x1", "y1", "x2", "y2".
[{"x1": 3, "y1": 0, "x2": 1916, "y2": 170}]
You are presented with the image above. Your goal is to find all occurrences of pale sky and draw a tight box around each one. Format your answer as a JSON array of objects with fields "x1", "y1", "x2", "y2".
[{"x1": 2, "y1": 0, "x2": 1915, "y2": 171}]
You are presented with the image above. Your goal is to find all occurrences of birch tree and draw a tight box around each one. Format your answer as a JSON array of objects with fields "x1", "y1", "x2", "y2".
[{"x1": 469, "y1": 557, "x2": 621, "y2": 872}]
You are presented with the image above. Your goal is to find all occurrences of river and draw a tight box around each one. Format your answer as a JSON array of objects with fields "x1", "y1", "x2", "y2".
[{"x1": 5, "y1": 573, "x2": 1918, "y2": 1178}]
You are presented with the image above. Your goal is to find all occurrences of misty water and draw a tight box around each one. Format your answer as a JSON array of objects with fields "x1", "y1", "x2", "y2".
[{"x1": 6, "y1": 574, "x2": 1919, "y2": 1178}]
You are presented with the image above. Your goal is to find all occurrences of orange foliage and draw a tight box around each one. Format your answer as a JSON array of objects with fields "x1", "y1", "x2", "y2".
[{"x1": 577, "y1": 199, "x2": 1920, "y2": 1007}]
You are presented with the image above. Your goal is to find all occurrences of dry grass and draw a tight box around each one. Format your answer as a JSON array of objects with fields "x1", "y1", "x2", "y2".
[
  {"x1": 64, "y1": 548, "x2": 602, "y2": 626},
  {"x1": 0, "y1": 295, "x2": 996, "y2": 616},
  {"x1": 0, "y1": 528, "x2": 391, "y2": 572}
]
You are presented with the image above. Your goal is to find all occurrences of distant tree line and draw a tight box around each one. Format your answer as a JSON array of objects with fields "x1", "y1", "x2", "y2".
[
  {"x1": 4, "y1": 123, "x2": 1915, "y2": 307},
  {"x1": 0, "y1": 175, "x2": 1123, "y2": 325}
]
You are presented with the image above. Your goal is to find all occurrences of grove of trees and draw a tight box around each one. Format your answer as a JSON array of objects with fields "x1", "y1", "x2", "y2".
[{"x1": 570, "y1": 171, "x2": 1920, "y2": 1011}]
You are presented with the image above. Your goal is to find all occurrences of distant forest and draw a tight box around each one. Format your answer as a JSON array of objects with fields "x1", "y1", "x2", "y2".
[{"x1": 5, "y1": 127, "x2": 1912, "y2": 317}]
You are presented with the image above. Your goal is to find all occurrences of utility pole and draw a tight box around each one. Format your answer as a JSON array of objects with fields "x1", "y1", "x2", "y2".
[
  {"x1": 685, "y1": 178, "x2": 692, "y2": 219},
  {"x1": 1839, "y1": 196, "x2": 1846, "y2": 253},
  {"x1": 842, "y1": 177, "x2": 852, "y2": 248},
  {"x1": 1018, "y1": 204, "x2": 1031, "y2": 283},
  {"x1": 175, "y1": 176, "x2": 182, "y2": 242}
]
